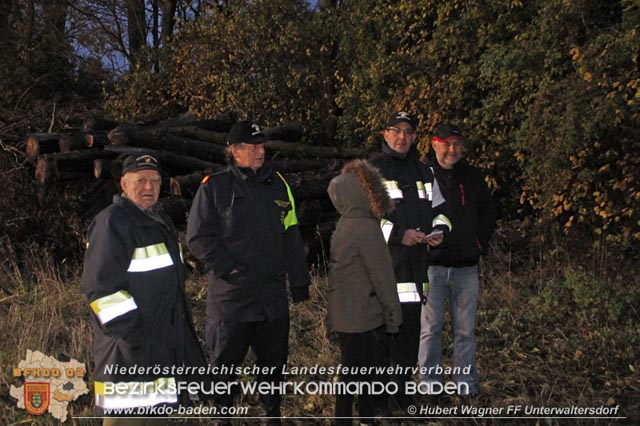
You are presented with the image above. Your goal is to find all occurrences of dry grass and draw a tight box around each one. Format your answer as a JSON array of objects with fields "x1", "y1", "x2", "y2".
[{"x1": 1, "y1": 222, "x2": 639, "y2": 425}]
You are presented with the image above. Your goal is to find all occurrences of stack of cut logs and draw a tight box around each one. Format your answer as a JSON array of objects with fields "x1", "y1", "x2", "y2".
[{"x1": 22, "y1": 113, "x2": 368, "y2": 265}]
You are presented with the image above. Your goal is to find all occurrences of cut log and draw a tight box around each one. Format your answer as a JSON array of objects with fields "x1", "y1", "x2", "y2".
[
  {"x1": 35, "y1": 150, "x2": 120, "y2": 185},
  {"x1": 169, "y1": 170, "x2": 214, "y2": 199},
  {"x1": 167, "y1": 125, "x2": 227, "y2": 145},
  {"x1": 284, "y1": 161, "x2": 342, "y2": 200},
  {"x1": 58, "y1": 132, "x2": 89, "y2": 153},
  {"x1": 93, "y1": 159, "x2": 113, "y2": 179},
  {"x1": 25, "y1": 133, "x2": 61, "y2": 162},
  {"x1": 265, "y1": 140, "x2": 364, "y2": 159},
  {"x1": 82, "y1": 117, "x2": 119, "y2": 132},
  {"x1": 103, "y1": 145, "x2": 224, "y2": 177},
  {"x1": 263, "y1": 122, "x2": 304, "y2": 142},
  {"x1": 169, "y1": 122, "x2": 304, "y2": 145},
  {"x1": 108, "y1": 125, "x2": 228, "y2": 163},
  {"x1": 269, "y1": 158, "x2": 337, "y2": 173},
  {"x1": 85, "y1": 133, "x2": 109, "y2": 148}
]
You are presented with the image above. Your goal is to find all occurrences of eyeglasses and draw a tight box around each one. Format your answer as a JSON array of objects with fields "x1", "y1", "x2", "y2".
[
  {"x1": 434, "y1": 139, "x2": 464, "y2": 149},
  {"x1": 386, "y1": 126, "x2": 416, "y2": 136}
]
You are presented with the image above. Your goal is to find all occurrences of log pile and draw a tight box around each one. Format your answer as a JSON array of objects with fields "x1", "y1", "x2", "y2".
[{"x1": 17, "y1": 113, "x2": 369, "y2": 266}]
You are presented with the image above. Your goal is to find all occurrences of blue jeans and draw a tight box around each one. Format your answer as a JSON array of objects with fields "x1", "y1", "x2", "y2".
[{"x1": 418, "y1": 265, "x2": 479, "y2": 394}]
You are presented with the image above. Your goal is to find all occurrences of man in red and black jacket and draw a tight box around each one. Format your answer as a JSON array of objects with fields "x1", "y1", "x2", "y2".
[{"x1": 419, "y1": 122, "x2": 497, "y2": 397}]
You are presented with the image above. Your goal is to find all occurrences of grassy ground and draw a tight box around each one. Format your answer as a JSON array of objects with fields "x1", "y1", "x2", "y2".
[{"x1": 1, "y1": 222, "x2": 638, "y2": 425}]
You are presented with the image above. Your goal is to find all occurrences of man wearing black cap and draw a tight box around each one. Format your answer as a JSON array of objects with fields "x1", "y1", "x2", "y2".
[
  {"x1": 81, "y1": 153, "x2": 208, "y2": 425},
  {"x1": 371, "y1": 111, "x2": 452, "y2": 412},
  {"x1": 418, "y1": 123, "x2": 497, "y2": 397},
  {"x1": 187, "y1": 121, "x2": 311, "y2": 424}
]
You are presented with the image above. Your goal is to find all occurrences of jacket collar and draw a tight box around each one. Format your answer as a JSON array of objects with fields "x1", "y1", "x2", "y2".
[
  {"x1": 114, "y1": 194, "x2": 167, "y2": 226},
  {"x1": 381, "y1": 141, "x2": 420, "y2": 162},
  {"x1": 231, "y1": 163, "x2": 275, "y2": 184}
]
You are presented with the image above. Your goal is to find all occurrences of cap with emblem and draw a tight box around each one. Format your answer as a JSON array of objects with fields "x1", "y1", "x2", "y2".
[
  {"x1": 227, "y1": 121, "x2": 269, "y2": 145},
  {"x1": 121, "y1": 153, "x2": 161, "y2": 175},
  {"x1": 386, "y1": 111, "x2": 418, "y2": 131}
]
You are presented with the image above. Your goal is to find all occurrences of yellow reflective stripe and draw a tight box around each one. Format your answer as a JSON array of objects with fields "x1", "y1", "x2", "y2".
[
  {"x1": 380, "y1": 219, "x2": 393, "y2": 243},
  {"x1": 416, "y1": 181, "x2": 427, "y2": 199},
  {"x1": 276, "y1": 172, "x2": 298, "y2": 230},
  {"x1": 432, "y1": 214, "x2": 452, "y2": 231},
  {"x1": 383, "y1": 180, "x2": 403, "y2": 199},
  {"x1": 179, "y1": 243, "x2": 184, "y2": 263},
  {"x1": 396, "y1": 282, "x2": 424, "y2": 303},
  {"x1": 425, "y1": 181, "x2": 433, "y2": 201},
  {"x1": 90, "y1": 290, "x2": 138, "y2": 325},
  {"x1": 94, "y1": 377, "x2": 177, "y2": 409},
  {"x1": 127, "y1": 243, "x2": 174, "y2": 272}
]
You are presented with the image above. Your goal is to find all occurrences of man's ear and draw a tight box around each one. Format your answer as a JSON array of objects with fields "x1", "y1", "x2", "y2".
[{"x1": 120, "y1": 175, "x2": 127, "y2": 193}]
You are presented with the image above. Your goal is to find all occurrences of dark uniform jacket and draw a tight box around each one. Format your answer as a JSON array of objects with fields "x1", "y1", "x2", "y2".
[
  {"x1": 327, "y1": 160, "x2": 402, "y2": 334},
  {"x1": 371, "y1": 144, "x2": 451, "y2": 302},
  {"x1": 427, "y1": 154, "x2": 497, "y2": 267},
  {"x1": 186, "y1": 164, "x2": 311, "y2": 323},
  {"x1": 81, "y1": 195, "x2": 207, "y2": 410}
]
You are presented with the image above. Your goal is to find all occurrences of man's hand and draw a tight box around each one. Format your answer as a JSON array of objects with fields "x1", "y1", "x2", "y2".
[
  {"x1": 425, "y1": 231, "x2": 444, "y2": 247},
  {"x1": 402, "y1": 229, "x2": 427, "y2": 246}
]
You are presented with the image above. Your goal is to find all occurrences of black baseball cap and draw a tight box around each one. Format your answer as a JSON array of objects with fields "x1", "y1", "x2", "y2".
[
  {"x1": 433, "y1": 122, "x2": 465, "y2": 142},
  {"x1": 121, "y1": 153, "x2": 161, "y2": 175},
  {"x1": 386, "y1": 111, "x2": 418, "y2": 130},
  {"x1": 227, "y1": 121, "x2": 269, "y2": 145}
]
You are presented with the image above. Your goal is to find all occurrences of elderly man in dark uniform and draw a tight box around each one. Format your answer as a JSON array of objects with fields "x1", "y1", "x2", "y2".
[{"x1": 82, "y1": 153, "x2": 208, "y2": 425}]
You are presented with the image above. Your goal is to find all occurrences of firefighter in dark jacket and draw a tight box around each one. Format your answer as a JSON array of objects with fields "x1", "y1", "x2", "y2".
[
  {"x1": 82, "y1": 154, "x2": 208, "y2": 425},
  {"x1": 418, "y1": 122, "x2": 497, "y2": 396},
  {"x1": 186, "y1": 121, "x2": 311, "y2": 424},
  {"x1": 370, "y1": 111, "x2": 452, "y2": 411}
]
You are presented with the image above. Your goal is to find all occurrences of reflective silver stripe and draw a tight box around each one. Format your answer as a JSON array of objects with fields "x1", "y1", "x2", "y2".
[
  {"x1": 383, "y1": 180, "x2": 403, "y2": 199},
  {"x1": 423, "y1": 181, "x2": 432, "y2": 200},
  {"x1": 127, "y1": 243, "x2": 174, "y2": 272},
  {"x1": 431, "y1": 169, "x2": 445, "y2": 207},
  {"x1": 432, "y1": 214, "x2": 452, "y2": 231},
  {"x1": 397, "y1": 282, "x2": 422, "y2": 303},
  {"x1": 381, "y1": 219, "x2": 393, "y2": 243},
  {"x1": 94, "y1": 377, "x2": 177, "y2": 409},
  {"x1": 416, "y1": 181, "x2": 427, "y2": 199},
  {"x1": 90, "y1": 290, "x2": 138, "y2": 325}
]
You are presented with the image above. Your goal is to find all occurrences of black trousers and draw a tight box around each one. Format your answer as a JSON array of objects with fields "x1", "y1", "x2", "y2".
[
  {"x1": 335, "y1": 327, "x2": 386, "y2": 425},
  {"x1": 382, "y1": 303, "x2": 421, "y2": 407},
  {"x1": 206, "y1": 315, "x2": 290, "y2": 417}
]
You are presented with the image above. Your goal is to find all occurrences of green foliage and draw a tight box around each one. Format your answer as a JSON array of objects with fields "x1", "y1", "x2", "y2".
[
  {"x1": 103, "y1": 61, "x2": 178, "y2": 122},
  {"x1": 332, "y1": 0, "x2": 639, "y2": 244},
  {"x1": 28, "y1": 0, "x2": 640, "y2": 246}
]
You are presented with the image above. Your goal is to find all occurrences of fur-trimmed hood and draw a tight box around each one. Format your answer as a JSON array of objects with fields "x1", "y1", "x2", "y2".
[{"x1": 327, "y1": 159, "x2": 394, "y2": 219}]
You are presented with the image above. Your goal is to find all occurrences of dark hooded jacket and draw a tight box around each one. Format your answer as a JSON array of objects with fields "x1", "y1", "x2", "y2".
[
  {"x1": 82, "y1": 195, "x2": 207, "y2": 411},
  {"x1": 327, "y1": 159, "x2": 402, "y2": 333}
]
